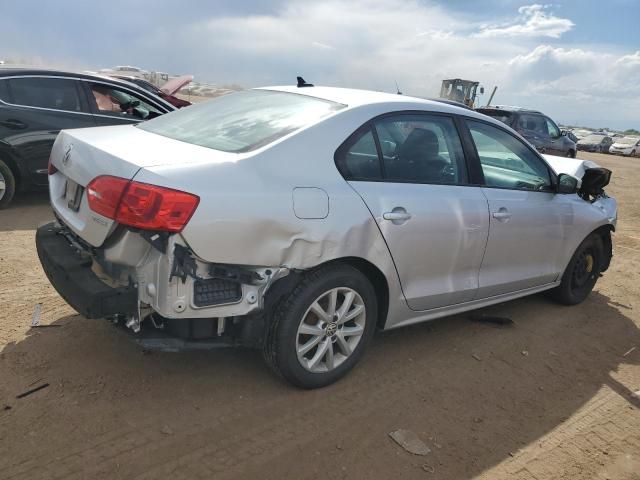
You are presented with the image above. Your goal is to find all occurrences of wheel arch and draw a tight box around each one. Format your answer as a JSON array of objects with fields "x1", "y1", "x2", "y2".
[{"x1": 266, "y1": 256, "x2": 390, "y2": 331}]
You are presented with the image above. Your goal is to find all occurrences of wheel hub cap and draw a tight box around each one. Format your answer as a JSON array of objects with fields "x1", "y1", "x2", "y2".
[{"x1": 325, "y1": 322, "x2": 338, "y2": 337}]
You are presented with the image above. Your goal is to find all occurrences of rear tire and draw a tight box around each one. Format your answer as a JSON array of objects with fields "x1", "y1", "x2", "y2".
[
  {"x1": 566, "y1": 149, "x2": 576, "y2": 158},
  {"x1": 263, "y1": 264, "x2": 377, "y2": 389},
  {"x1": 0, "y1": 159, "x2": 16, "y2": 209},
  {"x1": 551, "y1": 234, "x2": 604, "y2": 305}
]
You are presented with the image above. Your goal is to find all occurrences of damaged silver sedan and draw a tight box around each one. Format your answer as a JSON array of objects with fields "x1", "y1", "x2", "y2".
[{"x1": 36, "y1": 86, "x2": 617, "y2": 388}]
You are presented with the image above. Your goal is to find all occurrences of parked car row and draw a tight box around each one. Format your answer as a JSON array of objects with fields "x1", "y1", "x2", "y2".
[{"x1": 476, "y1": 106, "x2": 577, "y2": 158}]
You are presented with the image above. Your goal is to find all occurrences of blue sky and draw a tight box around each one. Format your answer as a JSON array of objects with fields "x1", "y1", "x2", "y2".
[{"x1": 2, "y1": 0, "x2": 639, "y2": 129}]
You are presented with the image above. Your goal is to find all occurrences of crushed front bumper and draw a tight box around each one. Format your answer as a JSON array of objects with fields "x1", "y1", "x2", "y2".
[{"x1": 36, "y1": 222, "x2": 137, "y2": 319}]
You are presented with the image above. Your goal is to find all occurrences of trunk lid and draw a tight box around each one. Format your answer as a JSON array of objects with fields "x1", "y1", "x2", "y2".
[{"x1": 50, "y1": 125, "x2": 236, "y2": 246}]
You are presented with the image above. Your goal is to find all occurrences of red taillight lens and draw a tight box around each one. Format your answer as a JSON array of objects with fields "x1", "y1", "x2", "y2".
[
  {"x1": 87, "y1": 176, "x2": 130, "y2": 218},
  {"x1": 87, "y1": 175, "x2": 199, "y2": 233},
  {"x1": 48, "y1": 158, "x2": 58, "y2": 175}
]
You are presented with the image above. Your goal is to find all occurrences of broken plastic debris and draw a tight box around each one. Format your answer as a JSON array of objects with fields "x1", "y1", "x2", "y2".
[
  {"x1": 622, "y1": 346, "x2": 636, "y2": 357},
  {"x1": 389, "y1": 429, "x2": 431, "y2": 456},
  {"x1": 161, "y1": 425, "x2": 174, "y2": 435},
  {"x1": 30, "y1": 303, "x2": 42, "y2": 327}
]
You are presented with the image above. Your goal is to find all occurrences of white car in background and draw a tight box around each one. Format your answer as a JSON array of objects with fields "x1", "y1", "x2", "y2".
[
  {"x1": 609, "y1": 136, "x2": 640, "y2": 156},
  {"x1": 37, "y1": 85, "x2": 617, "y2": 388}
]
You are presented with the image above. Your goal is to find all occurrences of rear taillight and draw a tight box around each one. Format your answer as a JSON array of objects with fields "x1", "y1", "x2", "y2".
[
  {"x1": 86, "y1": 175, "x2": 199, "y2": 233},
  {"x1": 48, "y1": 158, "x2": 58, "y2": 175}
]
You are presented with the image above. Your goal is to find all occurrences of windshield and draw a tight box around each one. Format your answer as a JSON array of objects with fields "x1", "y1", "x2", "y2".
[
  {"x1": 580, "y1": 134, "x2": 605, "y2": 143},
  {"x1": 618, "y1": 136, "x2": 639, "y2": 145},
  {"x1": 138, "y1": 89, "x2": 346, "y2": 153}
]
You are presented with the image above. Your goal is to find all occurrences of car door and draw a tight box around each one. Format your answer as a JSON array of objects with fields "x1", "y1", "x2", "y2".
[
  {"x1": 465, "y1": 119, "x2": 570, "y2": 298},
  {"x1": 336, "y1": 113, "x2": 490, "y2": 311},
  {"x1": 0, "y1": 76, "x2": 95, "y2": 187},
  {"x1": 542, "y1": 115, "x2": 565, "y2": 156},
  {"x1": 82, "y1": 81, "x2": 168, "y2": 127}
]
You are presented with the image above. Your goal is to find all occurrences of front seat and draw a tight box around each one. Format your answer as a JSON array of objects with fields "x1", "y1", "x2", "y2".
[{"x1": 391, "y1": 128, "x2": 447, "y2": 182}]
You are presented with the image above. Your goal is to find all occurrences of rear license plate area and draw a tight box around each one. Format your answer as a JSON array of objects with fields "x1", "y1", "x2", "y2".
[{"x1": 65, "y1": 180, "x2": 84, "y2": 212}]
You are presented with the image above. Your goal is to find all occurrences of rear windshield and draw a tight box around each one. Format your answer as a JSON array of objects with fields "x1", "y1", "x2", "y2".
[
  {"x1": 477, "y1": 109, "x2": 512, "y2": 126},
  {"x1": 138, "y1": 89, "x2": 346, "y2": 153}
]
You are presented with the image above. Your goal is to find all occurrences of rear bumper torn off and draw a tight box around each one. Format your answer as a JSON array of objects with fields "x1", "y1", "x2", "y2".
[{"x1": 36, "y1": 222, "x2": 137, "y2": 319}]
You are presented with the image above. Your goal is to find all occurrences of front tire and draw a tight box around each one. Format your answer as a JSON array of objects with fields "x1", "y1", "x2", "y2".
[
  {"x1": 0, "y1": 159, "x2": 16, "y2": 209},
  {"x1": 566, "y1": 149, "x2": 576, "y2": 158},
  {"x1": 551, "y1": 234, "x2": 604, "y2": 305},
  {"x1": 263, "y1": 264, "x2": 377, "y2": 389}
]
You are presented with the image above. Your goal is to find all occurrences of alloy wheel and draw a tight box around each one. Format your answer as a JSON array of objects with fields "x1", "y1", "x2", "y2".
[
  {"x1": 0, "y1": 170, "x2": 6, "y2": 201},
  {"x1": 296, "y1": 287, "x2": 366, "y2": 373}
]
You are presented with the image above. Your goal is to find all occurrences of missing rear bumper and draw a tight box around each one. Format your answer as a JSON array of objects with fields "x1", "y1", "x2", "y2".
[{"x1": 36, "y1": 222, "x2": 137, "y2": 319}]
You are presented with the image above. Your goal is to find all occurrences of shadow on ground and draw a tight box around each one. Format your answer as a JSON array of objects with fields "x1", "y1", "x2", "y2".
[
  {"x1": 0, "y1": 191, "x2": 51, "y2": 231},
  {"x1": 1, "y1": 289, "x2": 638, "y2": 479}
]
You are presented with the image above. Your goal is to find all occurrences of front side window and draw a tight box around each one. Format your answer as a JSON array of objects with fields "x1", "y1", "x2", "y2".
[
  {"x1": 139, "y1": 89, "x2": 345, "y2": 153},
  {"x1": 373, "y1": 114, "x2": 467, "y2": 184},
  {"x1": 544, "y1": 116, "x2": 561, "y2": 138},
  {"x1": 6, "y1": 77, "x2": 82, "y2": 112},
  {"x1": 468, "y1": 120, "x2": 552, "y2": 191},
  {"x1": 88, "y1": 83, "x2": 162, "y2": 120}
]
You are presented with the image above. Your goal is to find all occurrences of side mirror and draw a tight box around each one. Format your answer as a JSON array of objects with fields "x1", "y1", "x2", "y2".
[
  {"x1": 557, "y1": 173, "x2": 578, "y2": 194},
  {"x1": 561, "y1": 130, "x2": 567, "y2": 136}
]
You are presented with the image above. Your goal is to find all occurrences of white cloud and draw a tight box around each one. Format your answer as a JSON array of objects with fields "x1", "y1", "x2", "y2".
[
  {"x1": 475, "y1": 4, "x2": 574, "y2": 38},
  {"x1": 1, "y1": 0, "x2": 638, "y2": 129}
]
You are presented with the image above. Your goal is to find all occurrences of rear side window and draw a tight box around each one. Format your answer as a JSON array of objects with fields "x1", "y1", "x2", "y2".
[
  {"x1": 6, "y1": 77, "x2": 82, "y2": 112},
  {"x1": 335, "y1": 127, "x2": 382, "y2": 181},
  {"x1": 139, "y1": 89, "x2": 346, "y2": 153},
  {"x1": 374, "y1": 114, "x2": 467, "y2": 184}
]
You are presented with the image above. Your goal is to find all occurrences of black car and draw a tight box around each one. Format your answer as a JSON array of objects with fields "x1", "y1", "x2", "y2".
[
  {"x1": 0, "y1": 68, "x2": 175, "y2": 208},
  {"x1": 476, "y1": 106, "x2": 577, "y2": 158}
]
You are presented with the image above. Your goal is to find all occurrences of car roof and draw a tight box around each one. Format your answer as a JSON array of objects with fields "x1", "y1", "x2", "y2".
[
  {"x1": 259, "y1": 85, "x2": 476, "y2": 115},
  {"x1": 0, "y1": 67, "x2": 176, "y2": 110},
  {"x1": 477, "y1": 105, "x2": 544, "y2": 115}
]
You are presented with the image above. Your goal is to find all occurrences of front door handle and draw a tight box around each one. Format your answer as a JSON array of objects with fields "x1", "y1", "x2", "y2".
[
  {"x1": 383, "y1": 208, "x2": 412, "y2": 224},
  {"x1": 492, "y1": 208, "x2": 512, "y2": 222}
]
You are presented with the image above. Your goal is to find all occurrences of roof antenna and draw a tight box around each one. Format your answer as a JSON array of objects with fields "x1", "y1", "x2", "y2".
[
  {"x1": 297, "y1": 76, "x2": 314, "y2": 88},
  {"x1": 395, "y1": 80, "x2": 402, "y2": 95}
]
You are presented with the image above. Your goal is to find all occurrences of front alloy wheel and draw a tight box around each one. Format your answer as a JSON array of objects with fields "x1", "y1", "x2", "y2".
[
  {"x1": 263, "y1": 264, "x2": 377, "y2": 389},
  {"x1": 296, "y1": 287, "x2": 366, "y2": 373}
]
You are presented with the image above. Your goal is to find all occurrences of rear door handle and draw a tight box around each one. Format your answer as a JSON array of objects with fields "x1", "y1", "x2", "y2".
[
  {"x1": 383, "y1": 208, "x2": 412, "y2": 224},
  {"x1": 492, "y1": 208, "x2": 512, "y2": 221},
  {"x1": 383, "y1": 212, "x2": 411, "y2": 221}
]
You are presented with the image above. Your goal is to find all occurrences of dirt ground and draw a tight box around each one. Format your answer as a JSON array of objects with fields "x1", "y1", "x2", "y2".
[{"x1": 0, "y1": 152, "x2": 638, "y2": 480}]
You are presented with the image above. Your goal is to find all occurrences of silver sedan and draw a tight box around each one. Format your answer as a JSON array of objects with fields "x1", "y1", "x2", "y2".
[{"x1": 37, "y1": 85, "x2": 617, "y2": 388}]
